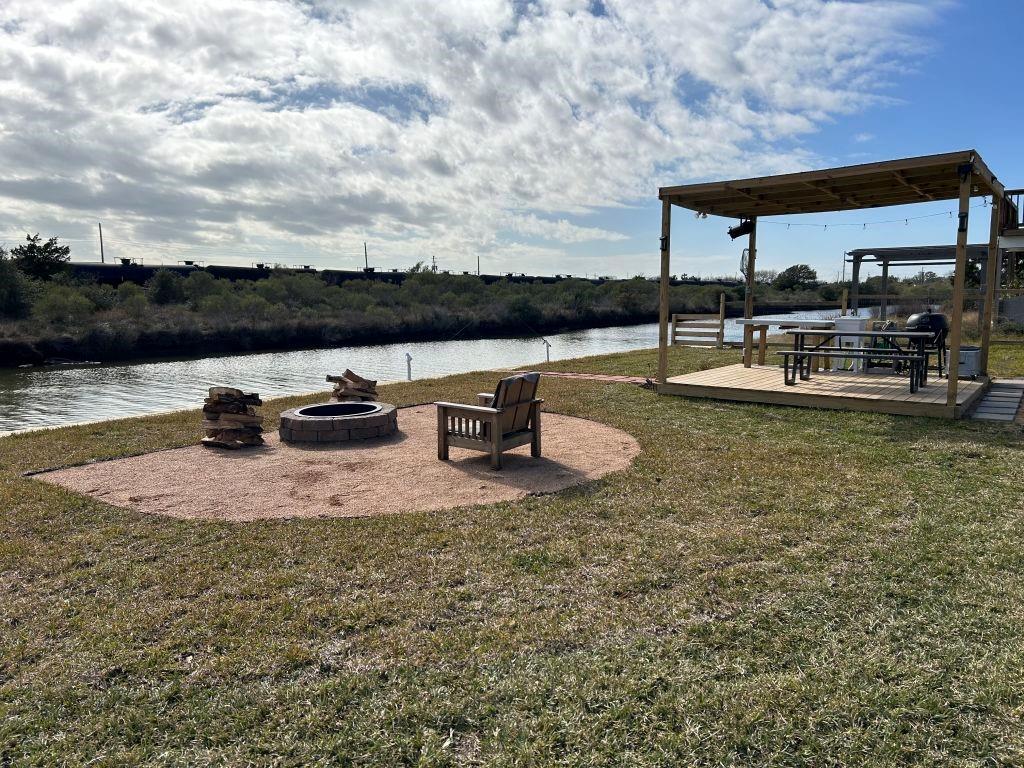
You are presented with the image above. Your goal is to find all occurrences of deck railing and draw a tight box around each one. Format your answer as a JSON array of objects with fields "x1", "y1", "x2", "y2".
[{"x1": 1005, "y1": 189, "x2": 1023, "y2": 230}]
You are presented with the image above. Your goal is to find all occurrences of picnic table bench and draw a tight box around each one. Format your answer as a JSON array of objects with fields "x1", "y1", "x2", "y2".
[{"x1": 780, "y1": 329, "x2": 936, "y2": 393}]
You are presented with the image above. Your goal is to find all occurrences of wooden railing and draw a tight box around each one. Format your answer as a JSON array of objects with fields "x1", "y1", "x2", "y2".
[
  {"x1": 671, "y1": 293, "x2": 725, "y2": 348},
  {"x1": 1005, "y1": 189, "x2": 1023, "y2": 230}
]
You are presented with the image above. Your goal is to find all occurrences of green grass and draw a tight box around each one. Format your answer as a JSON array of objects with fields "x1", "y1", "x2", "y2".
[{"x1": 3, "y1": 346, "x2": 1024, "y2": 765}]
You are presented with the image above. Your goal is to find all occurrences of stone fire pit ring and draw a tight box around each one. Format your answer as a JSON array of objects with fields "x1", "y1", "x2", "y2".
[{"x1": 279, "y1": 401, "x2": 398, "y2": 443}]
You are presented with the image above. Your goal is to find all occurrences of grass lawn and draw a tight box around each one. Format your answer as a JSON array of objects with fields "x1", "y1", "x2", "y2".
[{"x1": 3, "y1": 345, "x2": 1024, "y2": 765}]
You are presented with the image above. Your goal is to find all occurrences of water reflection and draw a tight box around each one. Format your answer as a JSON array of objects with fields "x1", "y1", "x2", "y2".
[{"x1": 0, "y1": 310, "x2": 865, "y2": 432}]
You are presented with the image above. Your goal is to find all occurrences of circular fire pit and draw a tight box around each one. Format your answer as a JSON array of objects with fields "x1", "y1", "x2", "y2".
[{"x1": 279, "y1": 402, "x2": 398, "y2": 443}]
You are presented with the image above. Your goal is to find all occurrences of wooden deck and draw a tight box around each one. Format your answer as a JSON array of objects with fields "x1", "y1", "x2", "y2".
[{"x1": 658, "y1": 363, "x2": 987, "y2": 419}]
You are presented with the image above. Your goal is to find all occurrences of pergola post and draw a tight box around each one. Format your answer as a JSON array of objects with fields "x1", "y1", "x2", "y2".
[
  {"x1": 742, "y1": 217, "x2": 758, "y2": 367},
  {"x1": 880, "y1": 260, "x2": 889, "y2": 321},
  {"x1": 657, "y1": 200, "x2": 671, "y2": 384},
  {"x1": 946, "y1": 169, "x2": 973, "y2": 407},
  {"x1": 850, "y1": 255, "x2": 862, "y2": 314},
  {"x1": 979, "y1": 198, "x2": 1003, "y2": 374}
]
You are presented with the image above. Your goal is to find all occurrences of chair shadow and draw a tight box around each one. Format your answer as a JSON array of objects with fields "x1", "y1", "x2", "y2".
[{"x1": 440, "y1": 449, "x2": 591, "y2": 491}]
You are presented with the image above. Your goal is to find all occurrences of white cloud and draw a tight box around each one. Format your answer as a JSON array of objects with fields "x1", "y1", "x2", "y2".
[
  {"x1": 0, "y1": 0, "x2": 938, "y2": 271},
  {"x1": 505, "y1": 213, "x2": 628, "y2": 243}
]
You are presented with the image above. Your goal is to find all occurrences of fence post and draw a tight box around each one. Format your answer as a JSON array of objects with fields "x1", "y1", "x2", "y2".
[
  {"x1": 717, "y1": 293, "x2": 726, "y2": 348},
  {"x1": 406, "y1": 353, "x2": 412, "y2": 381}
]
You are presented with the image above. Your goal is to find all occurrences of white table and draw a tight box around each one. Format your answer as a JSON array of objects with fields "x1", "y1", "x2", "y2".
[{"x1": 735, "y1": 318, "x2": 837, "y2": 329}]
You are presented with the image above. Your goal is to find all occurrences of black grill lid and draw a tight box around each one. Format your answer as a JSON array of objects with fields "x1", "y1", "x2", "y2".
[{"x1": 905, "y1": 312, "x2": 949, "y2": 333}]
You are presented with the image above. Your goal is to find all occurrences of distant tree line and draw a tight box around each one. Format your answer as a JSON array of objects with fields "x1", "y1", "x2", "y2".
[{"x1": 0, "y1": 234, "x2": 966, "y2": 365}]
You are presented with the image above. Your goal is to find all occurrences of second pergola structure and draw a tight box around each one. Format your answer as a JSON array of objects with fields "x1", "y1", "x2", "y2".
[{"x1": 656, "y1": 150, "x2": 1013, "y2": 413}]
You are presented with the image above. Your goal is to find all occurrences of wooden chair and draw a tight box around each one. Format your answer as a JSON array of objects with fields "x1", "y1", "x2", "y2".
[{"x1": 436, "y1": 372, "x2": 543, "y2": 470}]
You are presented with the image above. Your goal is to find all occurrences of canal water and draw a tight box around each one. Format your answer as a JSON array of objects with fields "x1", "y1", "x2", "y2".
[{"x1": 0, "y1": 310, "x2": 866, "y2": 433}]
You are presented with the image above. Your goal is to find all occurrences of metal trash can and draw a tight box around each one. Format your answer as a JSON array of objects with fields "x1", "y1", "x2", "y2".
[{"x1": 957, "y1": 345, "x2": 981, "y2": 378}]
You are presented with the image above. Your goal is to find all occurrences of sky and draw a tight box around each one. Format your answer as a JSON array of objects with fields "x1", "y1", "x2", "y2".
[{"x1": 1, "y1": 0, "x2": 1022, "y2": 280}]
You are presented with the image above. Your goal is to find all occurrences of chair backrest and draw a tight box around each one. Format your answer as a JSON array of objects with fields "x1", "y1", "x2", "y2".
[{"x1": 491, "y1": 372, "x2": 540, "y2": 435}]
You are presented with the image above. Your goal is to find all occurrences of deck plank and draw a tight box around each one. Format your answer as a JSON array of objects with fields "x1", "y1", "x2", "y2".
[{"x1": 660, "y1": 364, "x2": 985, "y2": 419}]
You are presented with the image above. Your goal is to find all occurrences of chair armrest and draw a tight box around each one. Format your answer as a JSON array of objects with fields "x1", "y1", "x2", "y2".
[
  {"x1": 476, "y1": 393, "x2": 494, "y2": 406},
  {"x1": 435, "y1": 402, "x2": 499, "y2": 415}
]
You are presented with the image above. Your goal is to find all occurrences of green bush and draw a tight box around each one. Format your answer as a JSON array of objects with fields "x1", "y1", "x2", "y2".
[
  {"x1": 183, "y1": 271, "x2": 227, "y2": 306},
  {"x1": 121, "y1": 293, "x2": 150, "y2": 321},
  {"x1": 78, "y1": 281, "x2": 117, "y2": 311},
  {"x1": 117, "y1": 282, "x2": 145, "y2": 302},
  {"x1": 0, "y1": 258, "x2": 32, "y2": 319},
  {"x1": 34, "y1": 285, "x2": 95, "y2": 325},
  {"x1": 146, "y1": 270, "x2": 186, "y2": 305}
]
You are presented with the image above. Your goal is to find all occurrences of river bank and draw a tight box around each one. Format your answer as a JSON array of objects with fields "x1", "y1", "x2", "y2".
[
  {"x1": 0, "y1": 301, "x2": 854, "y2": 369},
  {"x1": 0, "y1": 310, "x2": 870, "y2": 433}
]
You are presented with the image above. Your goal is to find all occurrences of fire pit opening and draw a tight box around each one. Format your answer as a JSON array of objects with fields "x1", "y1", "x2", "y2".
[
  {"x1": 297, "y1": 402, "x2": 382, "y2": 418},
  {"x1": 280, "y1": 401, "x2": 398, "y2": 443}
]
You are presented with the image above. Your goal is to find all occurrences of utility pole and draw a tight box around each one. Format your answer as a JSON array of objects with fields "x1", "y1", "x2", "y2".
[
  {"x1": 363, "y1": 242, "x2": 368, "y2": 269},
  {"x1": 98, "y1": 222, "x2": 105, "y2": 263},
  {"x1": 431, "y1": 254, "x2": 438, "y2": 273},
  {"x1": 477, "y1": 253, "x2": 480, "y2": 276}
]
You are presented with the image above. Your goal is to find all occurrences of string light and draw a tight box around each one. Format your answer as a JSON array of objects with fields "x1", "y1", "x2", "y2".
[{"x1": 756, "y1": 201, "x2": 988, "y2": 231}]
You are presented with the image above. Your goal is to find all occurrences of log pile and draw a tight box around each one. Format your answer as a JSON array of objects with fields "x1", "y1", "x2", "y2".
[
  {"x1": 327, "y1": 370, "x2": 378, "y2": 402},
  {"x1": 201, "y1": 386, "x2": 264, "y2": 449}
]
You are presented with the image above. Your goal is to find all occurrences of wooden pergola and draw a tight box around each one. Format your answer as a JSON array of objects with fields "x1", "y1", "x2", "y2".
[
  {"x1": 844, "y1": 244, "x2": 992, "y2": 325},
  {"x1": 657, "y1": 150, "x2": 1014, "y2": 417}
]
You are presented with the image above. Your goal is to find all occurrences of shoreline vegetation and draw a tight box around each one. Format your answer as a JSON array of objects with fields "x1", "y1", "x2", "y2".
[{"x1": 0, "y1": 238, "x2": 972, "y2": 368}]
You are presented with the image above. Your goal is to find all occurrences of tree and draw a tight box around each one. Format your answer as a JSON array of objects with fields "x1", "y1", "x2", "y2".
[
  {"x1": 10, "y1": 233, "x2": 71, "y2": 280},
  {"x1": 771, "y1": 264, "x2": 818, "y2": 292},
  {"x1": 0, "y1": 252, "x2": 32, "y2": 319}
]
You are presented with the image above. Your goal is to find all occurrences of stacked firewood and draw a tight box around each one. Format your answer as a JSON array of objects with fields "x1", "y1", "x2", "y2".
[
  {"x1": 327, "y1": 370, "x2": 378, "y2": 402},
  {"x1": 201, "y1": 386, "x2": 265, "y2": 448}
]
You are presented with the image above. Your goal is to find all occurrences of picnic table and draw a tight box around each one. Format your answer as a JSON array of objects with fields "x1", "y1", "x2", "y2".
[
  {"x1": 780, "y1": 329, "x2": 936, "y2": 393},
  {"x1": 736, "y1": 318, "x2": 835, "y2": 366}
]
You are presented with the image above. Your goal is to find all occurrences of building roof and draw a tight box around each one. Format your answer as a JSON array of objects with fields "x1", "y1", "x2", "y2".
[{"x1": 659, "y1": 150, "x2": 1003, "y2": 219}]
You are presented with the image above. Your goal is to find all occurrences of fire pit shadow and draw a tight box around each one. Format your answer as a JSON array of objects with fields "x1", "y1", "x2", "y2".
[{"x1": 283, "y1": 429, "x2": 409, "y2": 451}]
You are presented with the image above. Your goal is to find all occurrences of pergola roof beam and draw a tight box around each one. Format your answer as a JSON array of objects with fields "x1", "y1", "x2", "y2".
[
  {"x1": 892, "y1": 170, "x2": 937, "y2": 201},
  {"x1": 659, "y1": 150, "x2": 1002, "y2": 219}
]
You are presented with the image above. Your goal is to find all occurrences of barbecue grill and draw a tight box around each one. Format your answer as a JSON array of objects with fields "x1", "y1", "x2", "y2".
[
  {"x1": 904, "y1": 312, "x2": 949, "y2": 376},
  {"x1": 904, "y1": 312, "x2": 949, "y2": 336}
]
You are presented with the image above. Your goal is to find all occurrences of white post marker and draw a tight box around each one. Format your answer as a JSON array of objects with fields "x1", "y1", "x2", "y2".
[
  {"x1": 405, "y1": 352, "x2": 412, "y2": 381},
  {"x1": 542, "y1": 338, "x2": 552, "y2": 362}
]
